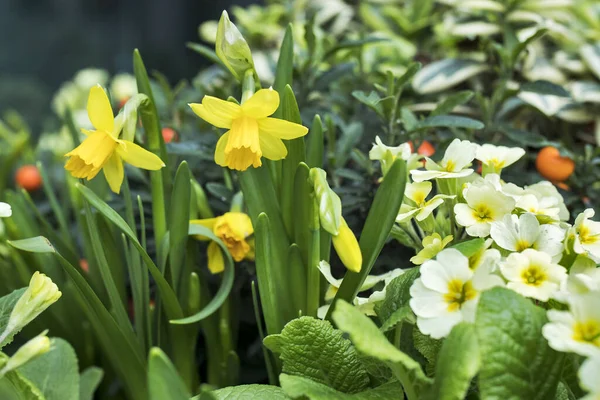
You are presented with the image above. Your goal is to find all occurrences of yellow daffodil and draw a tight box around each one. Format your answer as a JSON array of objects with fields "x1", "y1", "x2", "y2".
[
  {"x1": 191, "y1": 212, "x2": 254, "y2": 274},
  {"x1": 189, "y1": 88, "x2": 309, "y2": 171},
  {"x1": 64, "y1": 85, "x2": 165, "y2": 193}
]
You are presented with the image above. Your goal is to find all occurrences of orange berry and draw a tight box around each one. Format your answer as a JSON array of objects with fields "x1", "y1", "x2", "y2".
[
  {"x1": 417, "y1": 140, "x2": 435, "y2": 157},
  {"x1": 79, "y1": 259, "x2": 89, "y2": 273},
  {"x1": 15, "y1": 165, "x2": 42, "y2": 191},
  {"x1": 162, "y1": 127, "x2": 177, "y2": 143},
  {"x1": 535, "y1": 146, "x2": 575, "y2": 182}
]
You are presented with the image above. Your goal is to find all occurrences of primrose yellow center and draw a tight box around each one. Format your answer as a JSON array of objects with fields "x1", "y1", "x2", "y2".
[
  {"x1": 572, "y1": 320, "x2": 600, "y2": 347},
  {"x1": 520, "y1": 265, "x2": 547, "y2": 287},
  {"x1": 445, "y1": 160, "x2": 456, "y2": 172},
  {"x1": 472, "y1": 205, "x2": 493, "y2": 222},
  {"x1": 443, "y1": 280, "x2": 476, "y2": 312},
  {"x1": 515, "y1": 239, "x2": 531, "y2": 252},
  {"x1": 488, "y1": 158, "x2": 505, "y2": 169},
  {"x1": 579, "y1": 224, "x2": 599, "y2": 245},
  {"x1": 413, "y1": 191, "x2": 426, "y2": 206}
]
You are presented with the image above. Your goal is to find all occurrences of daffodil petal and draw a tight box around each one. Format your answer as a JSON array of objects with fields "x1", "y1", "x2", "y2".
[
  {"x1": 241, "y1": 89, "x2": 280, "y2": 119},
  {"x1": 103, "y1": 153, "x2": 124, "y2": 194},
  {"x1": 258, "y1": 117, "x2": 308, "y2": 139},
  {"x1": 214, "y1": 131, "x2": 230, "y2": 167},
  {"x1": 189, "y1": 96, "x2": 241, "y2": 129},
  {"x1": 259, "y1": 133, "x2": 287, "y2": 160},
  {"x1": 190, "y1": 218, "x2": 218, "y2": 241},
  {"x1": 81, "y1": 128, "x2": 95, "y2": 136},
  {"x1": 207, "y1": 241, "x2": 225, "y2": 274},
  {"x1": 117, "y1": 142, "x2": 165, "y2": 170},
  {"x1": 87, "y1": 85, "x2": 114, "y2": 133}
]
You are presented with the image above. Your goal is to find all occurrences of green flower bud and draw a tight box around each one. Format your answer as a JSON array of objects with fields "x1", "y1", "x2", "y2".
[
  {"x1": 216, "y1": 11, "x2": 255, "y2": 80},
  {"x1": 0, "y1": 331, "x2": 50, "y2": 377},
  {"x1": 4, "y1": 273, "x2": 61, "y2": 341},
  {"x1": 309, "y1": 168, "x2": 342, "y2": 236}
]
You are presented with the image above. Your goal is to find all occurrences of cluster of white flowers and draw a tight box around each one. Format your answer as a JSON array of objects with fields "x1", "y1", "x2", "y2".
[{"x1": 370, "y1": 137, "x2": 600, "y2": 397}]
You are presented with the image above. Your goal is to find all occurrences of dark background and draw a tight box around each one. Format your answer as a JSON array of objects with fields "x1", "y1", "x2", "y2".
[{"x1": 0, "y1": 0, "x2": 253, "y2": 129}]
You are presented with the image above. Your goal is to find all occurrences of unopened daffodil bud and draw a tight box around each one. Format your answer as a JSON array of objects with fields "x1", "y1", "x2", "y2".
[
  {"x1": 2, "y1": 273, "x2": 61, "y2": 344},
  {"x1": 309, "y1": 168, "x2": 342, "y2": 235},
  {"x1": 331, "y1": 218, "x2": 362, "y2": 273},
  {"x1": 216, "y1": 11, "x2": 255, "y2": 81},
  {"x1": 191, "y1": 180, "x2": 214, "y2": 219},
  {"x1": 0, "y1": 331, "x2": 50, "y2": 377}
]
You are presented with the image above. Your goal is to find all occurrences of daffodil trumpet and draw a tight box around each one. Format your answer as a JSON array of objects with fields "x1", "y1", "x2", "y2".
[{"x1": 64, "y1": 85, "x2": 165, "y2": 193}]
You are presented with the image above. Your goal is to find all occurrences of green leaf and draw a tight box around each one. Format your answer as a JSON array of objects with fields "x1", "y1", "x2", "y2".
[
  {"x1": 520, "y1": 81, "x2": 570, "y2": 97},
  {"x1": 352, "y1": 91, "x2": 384, "y2": 116},
  {"x1": 76, "y1": 184, "x2": 184, "y2": 323},
  {"x1": 306, "y1": 115, "x2": 324, "y2": 168},
  {"x1": 280, "y1": 374, "x2": 403, "y2": 399},
  {"x1": 426, "y1": 323, "x2": 479, "y2": 400},
  {"x1": 254, "y1": 214, "x2": 283, "y2": 335},
  {"x1": 204, "y1": 384, "x2": 288, "y2": 399},
  {"x1": 475, "y1": 288, "x2": 564, "y2": 400},
  {"x1": 412, "y1": 329, "x2": 442, "y2": 376},
  {"x1": 376, "y1": 267, "x2": 419, "y2": 325},
  {"x1": 379, "y1": 305, "x2": 413, "y2": 333},
  {"x1": 18, "y1": 338, "x2": 79, "y2": 400},
  {"x1": 263, "y1": 317, "x2": 370, "y2": 393},
  {"x1": 148, "y1": 348, "x2": 190, "y2": 400},
  {"x1": 0, "y1": 288, "x2": 27, "y2": 349},
  {"x1": 511, "y1": 28, "x2": 547, "y2": 63},
  {"x1": 186, "y1": 42, "x2": 223, "y2": 66},
  {"x1": 412, "y1": 59, "x2": 488, "y2": 94},
  {"x1": 0, "y1": 368, "x2": 45, "y2": 400},
  {"x1": 450, "y1": 238, "x2": 485, "y2": 258},
  {"x1": 430, "y1": 91, "x2": 474, "y2": 117},
  {"x1": 581, "y1": 42, "x2": 600, "y2": 81},
  {"x1": 332, "y1": 300, "x2": 432, "y2": 397},
  {"x1": 416, "y1": 115, "x2": 484, "y2": 130},
  {"x1": 331, "y1": 159, "x2": 407, "y2": 310},
  {"x1": 7, "y1": 237, "x2": 55, "y2": 254},
  {"x1": 79, "y1": 367, "x2": 104, "y2": 400},
  {"x1": 171, "y1": 223, "x2": 234, "y2": 324},
  {"x1": 169, "y1": 161, "x2": 191, "y2": 292},
  {"x1": 273, "y1": 24, "x2": 294, "y2": 116}
]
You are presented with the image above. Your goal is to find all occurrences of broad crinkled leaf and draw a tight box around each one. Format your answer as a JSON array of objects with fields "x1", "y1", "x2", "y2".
[
  {"x1": 0, "y1": 288, "x2": 27, "y2": 349},
  {"x1": 280, "y1": 374, "x2": 403, "y2": 399},
  {"x1": 475, "y1": 288, "x2": 564, "y2": 400},
  {"x1": 375, "y1": 268, "x2": 419, "y2": 324},
  {"x1": 412, "y1": 329, "x2": 442, "y2": 376},
  {"x1": 426, "y1": 323, "x2": 480, "y2": 400},
  {"x1": 332, "y1": 301, "x2": 432, "y2": 394},
  {"x1": 205, "y1": 384, "x2": 289, "y2": 399},
  {"x1": 18, "y1": 338, "x2": 79, "y2": 400},
  {"x1": 263, "y1": 317, "x2": 370, "y2": 393},
  {"x1": 79, "y1": 367, "x2": 103, "y2": 400}
]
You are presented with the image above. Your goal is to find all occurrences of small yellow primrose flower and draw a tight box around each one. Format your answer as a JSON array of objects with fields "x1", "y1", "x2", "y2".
[
  {"x1": 397, "y1": 182, "x2": 454, "y2": 223},
  {"x1": 475, "y1": 144, "x2": 525, "y2": 175},
  {"x1": 410, "y1": 233, "x2": 453, "y2": 265},
  {"x1": 189, "y1": 89, "x2": 309, "y2": 171},
  {"x1": 191, "y1": 212, "x2": 254, "y2": 274},
  {"x1": 64, "y1": 85, "x2": 165, "y2": 193}
]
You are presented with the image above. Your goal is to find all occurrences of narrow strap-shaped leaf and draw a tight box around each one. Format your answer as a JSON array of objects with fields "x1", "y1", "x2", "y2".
[
  {"x1": 327, "y1": 159, "x2": 407, "y2": 317},
  {"x1": 292, "y1": 163, "x2": 311, "y2": 262},
  {"x1": 272, "y1": 24, "x2": 294, "y2": 118},
  {"x1": 133, "y1": 49, "x2": 170, "y2": 255},
  {"x1": 169, "y1": 162, "x2": 191, "y2": 293},
  {"x1": 9, "y1": 237, "x2": 147, "y2": 400},
  {"x1": 76, "y1": 184, "x2": 184, "y2": 321},
  {"x1": 170, "y1": 224, "x2": 234, "y2": 324},
  {"x1": 306, "y1": 115, "x2": 324, "y2": 168}
]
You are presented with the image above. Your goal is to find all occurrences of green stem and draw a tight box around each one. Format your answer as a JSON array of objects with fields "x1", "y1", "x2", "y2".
[
  {"x1": 392, "y1": 365, "x2": 418, "y2": 400},
  {"x1": 306, "y1": 197, "x2": 321, "y2": 317}
]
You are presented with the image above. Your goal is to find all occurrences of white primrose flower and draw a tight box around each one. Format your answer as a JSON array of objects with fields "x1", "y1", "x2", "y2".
[
  {"x1": 554, "y1": 256, "x2": 600, "y2": 303},
  {"x1": 454, "y1": 183, "x2": 516, "y2": 237},
  {"x1": 396, "y1": 182, "x2": 455, "y2": 223},
  {"x1": 500, "y1": 249, "x2": 567, "y2": 301},
  {"x1": 490, "y1": 213, "x2": 565, "y2": 260},
  {"x1": 369, "y1": 136, "x2": 422, "y2": 174},
  {"x1": 410, "y1": 233, "x2": 453, "y2": 265},
  {"x1": 572, "y1": 209, "x2": 600, "y2": 260},
  {"x1": 543, "y1": 290, "x2": 600, "y2": 358},
  {"x1": 475, "y1": 144, "x2": 525, "y2": 174},
  {"x1": 515, "y1": 182, "x2": 569, "y2": 222},
  {"x1": 0, "y1": 202, "x2": 11, "y2": 218},
  {"x1": 579, "y1": 354, "x2": 600, "y2": 400},
  {"x1": 411, "y1": 139, "x2": 478, "y2": 182},
  {"x1": 409, "y1": 248, "x2": 504, "y2": 339}
]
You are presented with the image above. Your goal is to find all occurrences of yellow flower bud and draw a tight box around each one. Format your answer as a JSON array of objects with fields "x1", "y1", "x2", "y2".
[
  {"x1": 216, "y1": 11, "x2": 255, "y2": 80},
  {"x1": 331, "y1": 218, "x2": 363, "y2": 273},
  {"x1": 0, "y1": 331, "x2": 50, "y2": 376}
]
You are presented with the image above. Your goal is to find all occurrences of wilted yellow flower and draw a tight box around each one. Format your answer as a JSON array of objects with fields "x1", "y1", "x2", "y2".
[
  {"x1": 191, "y1": 212, "x2": 254, "y2": 273},
  {"x1": 189, "y1": 88, "x2": 308, "y2": 171},
  {"x1": 64, "y1": 85, "x2": 165, "y2": 193},
  {"x1": 331, "y1": 218, "x2": 362, "y2": 273}
]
